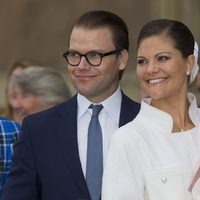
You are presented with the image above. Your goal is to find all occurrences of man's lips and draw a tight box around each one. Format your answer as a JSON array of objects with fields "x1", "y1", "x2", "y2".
[{"x1": 75, "y1": 74, "x2": 97, "y2": 81}]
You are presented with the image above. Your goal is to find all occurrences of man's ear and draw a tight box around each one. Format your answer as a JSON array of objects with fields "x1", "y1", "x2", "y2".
[{"x1": 118, "y1": 49, "x2": 128, "y2": 70}]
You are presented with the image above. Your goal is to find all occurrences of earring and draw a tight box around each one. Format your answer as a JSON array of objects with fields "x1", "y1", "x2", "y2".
[{"x1": 186, "y1": 70, "x2": 190, "y2": 75}]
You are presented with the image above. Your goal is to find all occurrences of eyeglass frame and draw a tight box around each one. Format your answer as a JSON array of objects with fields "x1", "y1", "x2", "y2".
[{"x1": 63, "y1": 49, "x2": 122, "y2": 67}]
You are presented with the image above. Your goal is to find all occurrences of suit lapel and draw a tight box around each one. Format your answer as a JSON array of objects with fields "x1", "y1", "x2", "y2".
[
  {"x1": 52, "y1": 96, "x2": 90, "y2": 199},
  {"x1": 50, "y1": 92, "x2": 139, "y2": 199},
  {"x1": 119, "y1": 92, "x2": 140, "y2": 127}
]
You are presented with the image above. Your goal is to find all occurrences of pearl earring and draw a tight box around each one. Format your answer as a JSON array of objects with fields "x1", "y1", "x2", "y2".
[{"x1": 186, "y1": 70, "x2": 190, "y2": 75}]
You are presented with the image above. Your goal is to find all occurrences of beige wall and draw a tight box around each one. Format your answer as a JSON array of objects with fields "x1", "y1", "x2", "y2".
[{"x1": 0, "y1": 0, "x2": 199, "y2": 108}]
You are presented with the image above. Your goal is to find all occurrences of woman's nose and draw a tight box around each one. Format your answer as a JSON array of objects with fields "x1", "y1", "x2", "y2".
[{"x1": 146, "y1": 61, "x2": 159, "y2": 74}]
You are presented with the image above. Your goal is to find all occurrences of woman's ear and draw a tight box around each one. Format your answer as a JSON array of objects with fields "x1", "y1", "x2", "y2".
[{"x1": 185, "y1": 54, "x2": 195, "y2": 72}]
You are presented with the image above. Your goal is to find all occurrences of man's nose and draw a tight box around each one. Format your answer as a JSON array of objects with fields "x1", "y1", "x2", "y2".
[{"x1": 77, "y1": 56, "x2": 91, "y2": 69}]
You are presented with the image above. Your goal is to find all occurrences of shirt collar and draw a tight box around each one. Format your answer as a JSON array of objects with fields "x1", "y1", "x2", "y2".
[
  {"x1": 139, "y1": 92, "x2": 200, "y2": 133},
  {"x1": 77, "y1": 87, "x2": 122, "y2": 123}
]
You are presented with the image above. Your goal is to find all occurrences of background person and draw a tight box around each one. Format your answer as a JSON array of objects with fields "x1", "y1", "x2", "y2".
[
  {"x1": 3, "y1": 10, "x2": 140, "y2": 200},
  {"x1": 1, "y1": 65, "x2": 71, "y2": 198},
  {"x1": 7, "y1": 66, "x2": 71, "y2": 124},
  {"x1": 1, "y1": 59, "x2": 42, "y2": 121},
  {"x1": 0, "y1": 117, "x2": 20, "y2": 200},
  {"x1": 102, "y1": 19, "x2": 200, "y2": 200}
]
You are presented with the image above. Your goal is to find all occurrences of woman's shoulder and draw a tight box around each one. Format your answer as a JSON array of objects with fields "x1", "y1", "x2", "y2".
[{"x1": 113, "y1": 118, "x2": 145, "y2": 143}]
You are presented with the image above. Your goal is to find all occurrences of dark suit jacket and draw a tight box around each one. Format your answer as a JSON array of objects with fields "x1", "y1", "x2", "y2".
[{"x1": 3, "y1": 92, "x2": 140, "y2": 200}]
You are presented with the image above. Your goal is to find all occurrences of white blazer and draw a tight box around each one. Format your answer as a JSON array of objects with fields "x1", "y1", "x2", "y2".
[{"x1": 102, "y1": 93, "x2": 200, "y2": 200}]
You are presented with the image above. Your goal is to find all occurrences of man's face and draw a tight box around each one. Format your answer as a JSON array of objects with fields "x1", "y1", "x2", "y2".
[{"x1": 67, "y1": 27, "x2": 127, "y2": 103}]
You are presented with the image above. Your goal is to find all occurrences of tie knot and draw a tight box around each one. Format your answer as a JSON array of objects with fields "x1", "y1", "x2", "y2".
[{"x1": 89, "y1": 104, "x2": 103, "y2": 117}]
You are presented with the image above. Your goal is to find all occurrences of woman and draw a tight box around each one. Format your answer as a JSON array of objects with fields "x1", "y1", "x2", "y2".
[
  {"x1": 1, "y1": 59, "x2": 42, "y2": 121},
  {"x1": 8, "y1": 66, "x2": 71, "y2": 124},
  {"x1": 102, "y1": 19, "x2": 200, "y2": 200}
]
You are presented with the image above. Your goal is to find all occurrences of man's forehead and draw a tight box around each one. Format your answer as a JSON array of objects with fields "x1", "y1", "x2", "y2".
[{"x1": 69, "y1": 27, "x2": 114, "y2": 51}]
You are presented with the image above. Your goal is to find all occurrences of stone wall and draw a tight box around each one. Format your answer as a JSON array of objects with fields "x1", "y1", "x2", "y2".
[{"x1": 0, "y1": 0, "x2": 199, "y2": 107}]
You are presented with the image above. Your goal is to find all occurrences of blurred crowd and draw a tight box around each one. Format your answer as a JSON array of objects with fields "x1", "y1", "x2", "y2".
[
  {"x1": 0, "y1": 59, "x2": 72, "y2": 199},
  {"x1": 0, "y1": 59, "x2": 71, "y2": 124}
]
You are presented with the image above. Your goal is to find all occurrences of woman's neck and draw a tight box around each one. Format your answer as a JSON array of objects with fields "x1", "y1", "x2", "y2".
[{"x1": 151, "y1": 96, "x2": 194, "y2": 133}]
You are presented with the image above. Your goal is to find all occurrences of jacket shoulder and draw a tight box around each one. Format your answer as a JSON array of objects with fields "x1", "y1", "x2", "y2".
[
  {"x1": 122, "y1": 92, "x2": 140, "y2": 110},
  {"x1": 23, "y1": 95, "x2": 77, "y2": 124}
]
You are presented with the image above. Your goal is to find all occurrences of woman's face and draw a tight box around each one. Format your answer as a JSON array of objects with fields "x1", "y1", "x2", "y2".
[
  {"x1": 11, "y1": 66, "x2": 24, "y2": 76},
  {"x1": 8, "y1": 85, "x2": 48, "y2": 124},
  {"x1": 136, "y1": 35, "x2": 193, "y2": 101}
]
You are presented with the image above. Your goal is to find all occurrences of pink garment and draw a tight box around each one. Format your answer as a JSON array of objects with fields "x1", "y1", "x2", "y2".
[{"x1": 189, "y1": 167, "x2": 200, "y2": 199}]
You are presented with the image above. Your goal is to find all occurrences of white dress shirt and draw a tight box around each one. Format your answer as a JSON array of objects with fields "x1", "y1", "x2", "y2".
[
  {"x1": 77, "y1": 87, "x2": 122, "y2": 176},
  {"x1": 102, "y1": 93, "x2": 200, "y2": 200}
]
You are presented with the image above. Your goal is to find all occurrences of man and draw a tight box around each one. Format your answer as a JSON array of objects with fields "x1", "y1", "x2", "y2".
[
  {"x1": 3, "y1": 10, "x2": 140, "y2": 200},
  {"x1": 0, "y1": 117, "x2": 20, "y2": 199}
]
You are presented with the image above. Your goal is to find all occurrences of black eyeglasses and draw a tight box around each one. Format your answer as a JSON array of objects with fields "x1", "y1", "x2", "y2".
[{"x1": 63, "y1": 49, "x2": 122, "y2": 67}]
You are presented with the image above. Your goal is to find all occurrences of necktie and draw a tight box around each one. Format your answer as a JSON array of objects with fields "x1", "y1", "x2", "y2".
[{"x1": 86, "y1": 104, "x2": 103, "y2": 200}]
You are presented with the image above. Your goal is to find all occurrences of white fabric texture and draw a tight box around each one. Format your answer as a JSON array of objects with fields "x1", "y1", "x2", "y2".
[
  {"x1": 102, "y1": 93, "x2": 200, "y2": 200},
  {"x1": 190, "y1": 41, "x2": 199, "y2": 84}
]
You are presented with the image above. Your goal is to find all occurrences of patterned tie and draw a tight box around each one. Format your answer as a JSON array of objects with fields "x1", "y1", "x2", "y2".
[{"x1": 86, "y1": 104, "x2": 103, "y2": 200}]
